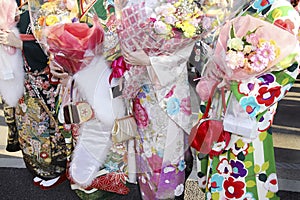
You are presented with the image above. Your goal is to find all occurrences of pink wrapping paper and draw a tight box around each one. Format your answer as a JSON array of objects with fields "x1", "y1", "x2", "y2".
[{"x1": 215, "y1": 15, "x2": 298, "y2": 81}]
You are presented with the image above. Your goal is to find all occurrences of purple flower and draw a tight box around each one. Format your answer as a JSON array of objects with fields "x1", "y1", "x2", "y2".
[
  {"x1": 230, "y1": 160, "x2": 248, "y2": 178},
  {"x1": 137, "y1": 92, "x2": 146, "y2": 99}
]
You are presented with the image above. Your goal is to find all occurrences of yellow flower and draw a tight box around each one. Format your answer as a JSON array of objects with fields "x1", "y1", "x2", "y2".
[
  {"x1": 41, "y1": 1, "x2": 56, "y2": 10},
  {"x1": 45, "y1": 15, "x2": 59, "y2": 26},
  {"x1": 270, "y1": 40, "x2": 280, "y2": 57},
  {"x1": 243, "y1": 45, "x2": 252, "y2": 54},
  {"x1": 236, "y1": 139, "x2": 245, "y2": 148},
  {"x1": 174, "y1": 1, "x2": 182, "y2": 7},
  {"x1": 258, "y1": 38, "x2": 266, "y2": 46},
  {"x1": 182, "y1": 21, "x2": 196, "y2": 38}
]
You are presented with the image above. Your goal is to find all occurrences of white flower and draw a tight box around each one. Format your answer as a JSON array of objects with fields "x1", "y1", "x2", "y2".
[
  {"x1": 227, "y1": 37, "x2": 244, "y2": 51},
  {"x1": 164, "y1": 15, "x2": 177, "y2": 25},
  {"x1": 155, "y1": 3, "x2": 176, "y2": 16},
  {"x1": 164, "y1": 166, "x2": 175, "y2": 173},
  {"x1": 174, "y1": 184, "x2": 184, "y2": 196},
  {"x1": 154, "y1": 20, "x2": 171, "y2": 35},
  {"x1": 264, "y1": 173, "x2": 279, "y2": 193}
]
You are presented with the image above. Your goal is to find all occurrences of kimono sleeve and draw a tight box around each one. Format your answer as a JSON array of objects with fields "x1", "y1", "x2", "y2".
[
  {"x1": 147, "y1": 43, "x2": 194, "y2": 87},
  {"x1": 230, "y1": 60, "x2": 299, "y2": 118}
]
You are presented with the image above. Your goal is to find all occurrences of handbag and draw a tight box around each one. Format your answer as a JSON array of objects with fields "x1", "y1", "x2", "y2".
[
  {"x1": 189, "y1": 83, "x2": 231, "y2": 156},
  {"x1": 63, "y1": 79, "x2": 94, "y2": 124},
  {"x1": 223, "y1": 94, "x2": 258, "y2": 139},
  {"x1": 111, "y1": 100, "x2": 139, "y2": 143}
]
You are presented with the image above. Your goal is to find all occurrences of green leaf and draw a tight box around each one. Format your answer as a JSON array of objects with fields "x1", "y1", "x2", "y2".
[
  {"x1": 248, "y1": 146, "x2": 255, "y2": 154},
  {"x1": 230, "y1": 152, "x2": 236, "y2": 160},
  {"x1": 230, "y1": 25, "x2": 235, "y2": 39},
  {"x1": 212, "y1": 192, "x2": 220, "y2": 200},
  {"x1": 246, "y1": 180, "x2": 256, "y2": 188},
  {"x1": 254, "y1": 164, "x2": 261, "y2": 174},
  {"x1": 266, "y1": 191, "x2": 275, "y2": 198},
  {"x1": 261, "y1": 161, "x2": 270, "y2": 171},
  {"x1": 244, "y1": 161, "x2": 253, "y2": 168},
  {"x1": 259, "y1": 132, "x2": 267, "y2": 141}
]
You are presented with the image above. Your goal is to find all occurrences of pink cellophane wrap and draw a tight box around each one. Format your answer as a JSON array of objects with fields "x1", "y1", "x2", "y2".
[
  {"x1": 118, "y1": 3, "x2": 194, "y2": 56},
  {"x1": 117, "y1": 2, "x2": 194, "y2": 99},
  {"x1": 213, "y1": 15, "x2": 299, "y2": 81},
  {"x1": 47, "y1": 16, "x2": 104, "y2": 75}
]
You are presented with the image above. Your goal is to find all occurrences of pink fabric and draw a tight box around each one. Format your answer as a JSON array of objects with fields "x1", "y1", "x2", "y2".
[
  {"x1": 109, "y1": 56, "x2": 131, "y2": 83},
  {"x1": 0, "y1": 0, "x2": 18, "y2": 55},
  {"x1": 196, "y1": 78, "x2": 219, "y2": 101}
]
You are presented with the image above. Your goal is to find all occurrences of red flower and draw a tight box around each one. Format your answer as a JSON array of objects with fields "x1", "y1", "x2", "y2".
[
  {"x1": 256, "y1": 86, "x2": 281, "y2": 107},
  {"x1": 274, "y1": 19, "x2": 295, "y2": 34},
  {"x1": 224, "y1": 177, "x2": 245, "y2": 199},
  {"x1": 40, "y1": 152, "x2": 49, "y2": 159},
  {"x1": 47, "y1": 16, "x2": 104, "y2": 75}
]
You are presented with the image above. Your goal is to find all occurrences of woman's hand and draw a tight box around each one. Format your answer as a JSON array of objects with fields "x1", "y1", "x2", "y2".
[
  {"x1": 121, "y1": 42, "x2": 151, "y2": 66},
  {"x1": 0, "y1": 30, "x2": 22, "y2": 49},
  {"x1": 49, "y1": 56, "x2": 69, "y2": 80}
]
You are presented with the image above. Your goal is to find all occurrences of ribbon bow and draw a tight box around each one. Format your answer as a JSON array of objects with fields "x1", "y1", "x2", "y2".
[{"x1": 109, "y1": 56, "x2": 131, "y2": 84}]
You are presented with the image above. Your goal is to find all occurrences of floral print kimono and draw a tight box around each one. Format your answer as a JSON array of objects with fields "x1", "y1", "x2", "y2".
[
  {"x1": 112, "y1": 1, "x2": 196, "y2": 199},
  {"x1": 70, "y1": 1, "x2": 133, "y2": 199},
  {"x1": 196, "y1": 1, "x2": 300, "y2": 199},
  {"x1": 122, "y1": 43, "x2": 194, "y2": 199},
  {"x1": 14, "y1": 9, "x2": 70, "y2": 180}
]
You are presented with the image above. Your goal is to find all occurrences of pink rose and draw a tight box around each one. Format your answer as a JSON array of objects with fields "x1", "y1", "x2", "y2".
[{"x1": 154, "y1": 20, "x2": 170, "y2": 35}]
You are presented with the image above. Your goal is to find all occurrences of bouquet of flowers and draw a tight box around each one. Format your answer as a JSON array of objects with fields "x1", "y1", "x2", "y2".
[
  {"x1": 115, "y1": 0, "x2": 203, "y2": 56},
  {"x1": 28, "y1": 0, "x2": 104, "y2": 75},
  {"x1": 212, "y1": 15, "x2": 299, "y2": 81},
  {"x1": 116, "y1": 0, "x2": 251, "y2": 53}
]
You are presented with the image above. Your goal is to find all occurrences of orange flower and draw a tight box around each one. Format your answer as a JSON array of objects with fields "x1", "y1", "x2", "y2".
[{"x1": 38, "y1": 16, "x2": 45, "y2": 26}]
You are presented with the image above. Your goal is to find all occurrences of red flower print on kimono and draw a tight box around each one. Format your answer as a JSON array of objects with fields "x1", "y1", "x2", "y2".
[
  {"x1": 165, "y1": 85, "x2": 176, "y2": 98},
  {"x1": 133, "y1": 98, "x2": 149, "y2": 128},
  {"x1": 256, "y1": 86, "x2": 281, "y2": 107},
  {"x1": 274, "y1": 19, "x2": 295, "y2": 34},
  {"x1": 224, "y1": 177, "x2": 245, "y2": 199},
  {"x1": 180, "y1": 97, "x2": 192, "y2": 116}
]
